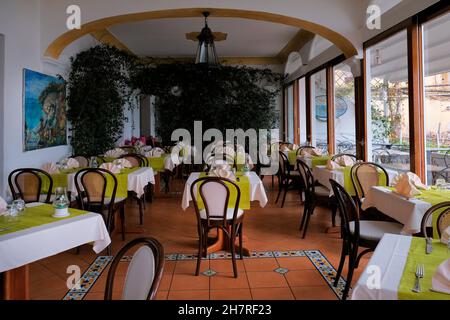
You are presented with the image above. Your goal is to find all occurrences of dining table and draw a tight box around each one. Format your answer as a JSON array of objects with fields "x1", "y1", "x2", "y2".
[
  {"x1": 352, "y1": 233, "x2": 450, "y2": 300},
  {"x1": 0, "y1": 202, "x2": 111, "y2": 300},
  {"x1": 313, "y1": 165, "x2": 399, "y2": 196},
  {"x1": 361, "y1": 186, "x2": 450, "y2": 235},
  {"x1": 181, "y1": 171, "x2": 268, "y2": 256}
]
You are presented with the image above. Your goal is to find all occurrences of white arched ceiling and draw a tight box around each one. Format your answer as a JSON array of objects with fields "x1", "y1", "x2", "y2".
[{"x1": 40, "y1": 0, "x2": 361, "y2": 60}]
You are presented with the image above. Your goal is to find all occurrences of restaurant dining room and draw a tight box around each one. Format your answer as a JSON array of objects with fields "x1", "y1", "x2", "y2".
[{"x1": 0, "y1": 0, "x2": 449, "y2": 309}]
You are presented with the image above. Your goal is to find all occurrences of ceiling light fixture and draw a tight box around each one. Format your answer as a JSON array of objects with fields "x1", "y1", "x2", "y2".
[{"x1": 195, "y1": 11, "x2": 219, "y2": 65}]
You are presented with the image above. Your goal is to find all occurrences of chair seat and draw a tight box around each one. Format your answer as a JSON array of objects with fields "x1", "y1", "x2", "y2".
[
  {"x1": 350, "y1": 220, "x2": 403, "y2": 241},
  {"x1": 314, "y1": 186, "x2": 331, "y2": 196},
  {"x1": 199, "y1": 208, "x2": 244, "y2": 220}
]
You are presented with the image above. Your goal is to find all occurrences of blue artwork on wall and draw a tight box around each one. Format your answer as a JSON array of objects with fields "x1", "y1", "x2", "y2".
[
  {"x1": 23, "y1": 69, "x2": 67, "y2": 151},
  {"x1": 315, "y1": 95, "x2": 348, "y2": 121}
]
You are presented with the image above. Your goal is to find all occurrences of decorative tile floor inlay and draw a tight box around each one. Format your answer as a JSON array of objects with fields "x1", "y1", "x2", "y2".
[
  {"x1": 273, "y1": 267, "x2": 289, "y2": 275},
  {"x1": 62, "y1": 249, "x2": 348, "y2": 300},
  {"x1": 202, "y1": 269, "x2": 217, "y2": 277}
]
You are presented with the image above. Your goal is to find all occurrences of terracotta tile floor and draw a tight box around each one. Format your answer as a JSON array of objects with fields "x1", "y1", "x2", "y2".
[{"x1": 29, "y1": 178, "x2": 370, "y2": 300}]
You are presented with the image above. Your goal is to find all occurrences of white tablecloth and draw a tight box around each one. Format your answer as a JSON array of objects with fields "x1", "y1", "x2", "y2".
[
  {"x1": 313, "y1": 166, "x2": 399, "y2": 196},
  {"x1": 0, "y1": 203, "x2": 111, "y2": 273},
  {"x1": 68, "y1": 167, "x2": 155, "y2": 198},
  {"x1": 362, "y1": 186, "x2": 432, "y2": 235},
  {"x1": 352, "y1": 234, "x2": 412, "y2": 300},
  {"x1": 181, "y1": 172, "x2": 268, "y2": 210}
]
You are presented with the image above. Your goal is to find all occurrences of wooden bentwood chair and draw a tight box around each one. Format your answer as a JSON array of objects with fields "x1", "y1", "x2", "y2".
[
  {"x1": 104, "y1": 237, "x2": 165, "y2": 300},
  {"x1": 421, "y1": 201, "x2": 450, "y2": 239},
  {"x1": 74, "y1": 168, "x2": 128, "y2": 254},
  {"x1": 8, "y1": 168, "x2": 53, "y2": 203},
  {"x1": 276, "y1": 151, "x2": 302, "y2": 208},
  {"x1": 297, "y1": 159, "x2": 337, "y2": 238},
  {"x1": 329, "y1": 179, "x2": 403, "y2": 300},
  {"x1": 190, "y1": 177, "x2": 244, "y2": 278}
]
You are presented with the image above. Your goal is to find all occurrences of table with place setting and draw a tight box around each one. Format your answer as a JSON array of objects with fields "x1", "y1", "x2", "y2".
[
  {"x1": 352, "y1": 233, "x2": 450, "y2": 300},
  {"x1": 313, "y1": 165, "x2": 399, "y2": 197},
  {"x1": 181, "y1": 171, "x2": 268, "y2": 256},
  {"x1": 0, "y1": 202, "x2": 111, "y2": 300},
  {"x1": 362, "y1": 186, "x2": 450, "y2": 235}
]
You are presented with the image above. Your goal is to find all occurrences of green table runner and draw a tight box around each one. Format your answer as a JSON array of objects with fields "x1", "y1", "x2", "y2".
[
  {"x1": 291, "y1": 152, "x2": 332, "y2": 167},
  {"x1": 147, "y1": 156, "x2": 166, "y2": 172},
  {"x1": 398, "y1": 237, "x2": 450, "y2": 300},
  {"x1": 105, "y1": 167, "x2": 140, "y2": 198},
  {"x1": 0, "y1": 204, "x2": 88, "y2": 236},
  {"x1": 197, "y1": 172, "x2": 250, "y2": 210},
  {"x1": 41, "y1": 168, "x2": 81, "y2": 193}
]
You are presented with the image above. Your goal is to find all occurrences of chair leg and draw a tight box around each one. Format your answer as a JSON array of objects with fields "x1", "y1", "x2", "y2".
[
  {"x1": 120, "y1": 205, "x2": 126, "y2": 241},
  {"x1": 195, "y1": 226, "x2": 203, "y2": 276},
  {"x1": 239, "y1": 224, "x2": 243, "y2": 260},
  {"x1": 281, "y1": 184, "x2": 288, "y2": 208},
  {"x1": 138, "y1": 198, "x2": 144, "y2": 225},
  {"x1": 331, "y1": 203, "x2": 337, "y2": 227},
  {"x1": 230, "y1": 230, "x2": 238, "y2": 278},
  {"x1": 299, "y1": 204, "x2": 309, "y2": 230},
  {"x1": 342, "y1": 246, "x2": 358, "y2": 300},
  {"x1": 334, "y1": 241, "x2": 348, "y2": 287},
  {"x1": 275, "y1": 181, "x2": 282, "y2": 203},
  {"x1": 302, "y1": 203, "x2": 315, "y2": 239},
  {"x1": 271, "y1": 175, "x2": 274, "y2": 188}
]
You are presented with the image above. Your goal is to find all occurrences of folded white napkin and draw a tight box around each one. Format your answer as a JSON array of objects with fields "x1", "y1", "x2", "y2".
[
  {"x1": 310, "y1": 148, "x2": 323, "y2": 156},
  {"x1": 209, "y1": 164, "x2": 235, "y2": 180},
  {"x1": 335, "y1": 155, "x2": 355, "y2": 167},
  {"x1": 300, "y1": 148, "x2": 313, "y2": 156},
  {"x1": 393, "y1": 173, "x2": 422, "y2": 198},
  {"x1": 0, "y1": 196, "x2": 7, "y2": 212},
  {"x1": 281, "y1": 146, "x2": 290, "y2": 152},
  {"x1": 42, "y1": 162, "x2": 60, "y2": 174},
  {"x1": 150, "y1": 147, "x2": 164, "y2": 157},
  {"x1": 100, "y1": 163, "x2": 121, "y2": 174},
  {"x1": 113, "y1": 158, "x2": 133, "y2": 168},
  {"x1": 66, "y1": 158, "x2": 80, "y2": 169},
  {"x1": 432, "y1": 259, "x2": 450, "y2": 295},
  {"x1": 441, "y1": 226, "x2": 450, "y2": 245},
  {"x1": 105, "y1": 148, "x2": 126, "y2": 158},
  {"x1": 326, "y1": 159, "x2": 342, "y2": 170},
  {"x1": 392, "y1": 172, "x2": 428, "y2": 191}
]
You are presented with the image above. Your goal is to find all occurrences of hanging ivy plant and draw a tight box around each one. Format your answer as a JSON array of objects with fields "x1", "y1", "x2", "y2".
[
  {"x1": 130, "y1": 63, "x2": 284, "y2": 144},
  {"x1": 64, "y1": 45, "x2": 136, "y2": 155}
]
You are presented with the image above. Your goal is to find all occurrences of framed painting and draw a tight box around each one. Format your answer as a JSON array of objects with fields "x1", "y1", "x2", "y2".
[{"x1": 23, "y1": 69, "x2": 67, "y2": 151}]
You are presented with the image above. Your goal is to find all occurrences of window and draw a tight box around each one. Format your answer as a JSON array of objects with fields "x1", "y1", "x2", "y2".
[
  {"x1": 423, "y1": 11, "x2": 450, "y2": 184},
  {"x1": 310, "y1": 69, "x2": 328, "y2": 151},
  {"x1": 365, "y1": 30, "x2": 410, "y2": 172},
  {"x1": 298, "y1": 78, "x2": 307, "y2": 145},
  {"x1": 334, "y1": 63, "x2": 356, "y2": 154},
  {"x1": 285, "y1": 85, "x2": 294, "y2": 143}
]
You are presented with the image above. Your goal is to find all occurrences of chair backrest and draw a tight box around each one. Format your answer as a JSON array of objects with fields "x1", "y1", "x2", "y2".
[
  {"x1": 119, "y1": 153, "x2": 146, "y2": 167},
  {"x1": 296, "y1": 146, "x2": 315, "y2": 156},
  {"x1": 70, "y1": 155, "x2": 89, "y2": 167},
  {"x1": 74, "y1": 168, "x2": 117, "y2": 211},
  {"x1": 421, "y1": 201, "x2": 450, "y2": 239},
  {"x1": 190, "y1": 177, "x2": 241, "y2": 226},
  {"x1": 331, "y1": 153, "x2": 358, "y2": 162},
  {"x1": 330, "y1": 179, "x2": 360, "y2": 242},
  {"x1": 278, "y1": 151, "x2": 290, "y2": 177},
  {"x1": 8, "y1": 168, "x2": 53, "y2": 203},
  {"x1": 105, "y1": 237, "x2": 165, "y2": 300},
  {"x1": 351, "y1": 162, "x2": 389, "y2": 202},
  {"x1": 297, "y1": 159, "x2": 316, "y2": 198}
]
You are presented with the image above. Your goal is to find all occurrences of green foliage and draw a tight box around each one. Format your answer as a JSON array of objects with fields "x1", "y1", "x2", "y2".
[
  {"x1": 64, "y1": 45, "x2": 136, "y2": 155},
  {"x1": 130, "y1": 63, "x2": 283, "y2": 144}
]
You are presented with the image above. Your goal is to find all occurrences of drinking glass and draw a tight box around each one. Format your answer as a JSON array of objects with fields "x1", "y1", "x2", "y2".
[{"x1": 12, "y1": 199, "x2": 26, "y2": 213}]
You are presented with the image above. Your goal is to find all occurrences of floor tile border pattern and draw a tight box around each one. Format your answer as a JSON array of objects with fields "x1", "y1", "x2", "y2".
[{"x1": 62, "y1": 250, "x2": 347, "y2": 300}]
